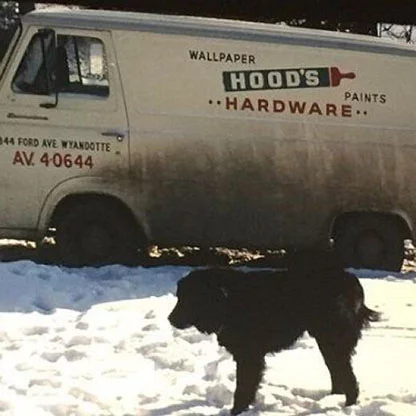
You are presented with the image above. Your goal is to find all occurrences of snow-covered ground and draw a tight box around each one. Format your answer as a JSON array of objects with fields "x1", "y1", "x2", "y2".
[{"x1": 0, "y1": 257, "x2": 414, "y2": 416}]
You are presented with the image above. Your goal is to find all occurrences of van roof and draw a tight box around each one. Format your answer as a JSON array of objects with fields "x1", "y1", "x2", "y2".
[{"x1": 23, "y1": 9, "x2": 416, "y2": 57}]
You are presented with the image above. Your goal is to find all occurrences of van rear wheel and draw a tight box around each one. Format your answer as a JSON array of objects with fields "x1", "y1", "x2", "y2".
[
  {"x1": 55, "y1": 202, "x2": 138, "y2": 267},
  {"x1": 334, "y1": 216, "x2": 405, "y2": 271}
]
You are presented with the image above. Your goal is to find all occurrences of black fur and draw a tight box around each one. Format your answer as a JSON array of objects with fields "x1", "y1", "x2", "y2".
[{"x1": 169, "y1": 257, "x2": 380, "y2": 415}]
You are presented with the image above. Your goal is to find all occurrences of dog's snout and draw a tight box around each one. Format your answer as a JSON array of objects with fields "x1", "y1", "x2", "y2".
[
  {"x1": 168, "y1": 306, "x2": 190, "y2": 329},
  {"x1": 168, "y1": 309, "x2": 177, "y2": 325}
]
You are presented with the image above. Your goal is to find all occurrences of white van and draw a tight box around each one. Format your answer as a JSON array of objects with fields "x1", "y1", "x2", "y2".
[{"x1": 0, "y1": 9, "x2": 415, "y2": 269}]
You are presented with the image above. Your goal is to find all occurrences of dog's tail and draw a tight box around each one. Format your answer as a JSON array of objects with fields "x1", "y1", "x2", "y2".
[{"x1": 359, "y1": 305, "x2": 381, "y2": 328}]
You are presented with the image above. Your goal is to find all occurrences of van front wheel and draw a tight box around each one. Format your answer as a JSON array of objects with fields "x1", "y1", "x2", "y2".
[
  {"x1": 55, "y1": 202, "x2": 138, "y2": 267},
  {"x1": 334, "y1": 216, "x2": 405, "y2": 272}
]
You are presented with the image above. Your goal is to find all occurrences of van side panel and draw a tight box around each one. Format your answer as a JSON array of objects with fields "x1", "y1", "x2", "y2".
[{"x1": 111, "y1": 29, "x2": 416, "y2": 248}]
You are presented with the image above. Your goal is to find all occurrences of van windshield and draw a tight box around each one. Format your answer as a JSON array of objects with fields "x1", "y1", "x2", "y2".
[{"x1": 12, "y1": 29, "x2": 55, "y2": 94}]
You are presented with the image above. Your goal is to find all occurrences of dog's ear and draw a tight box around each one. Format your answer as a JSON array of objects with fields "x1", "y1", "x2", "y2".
[
  {"x1": 169, "y1": 267, "x2": 244, "y2": 335},
  {"x1": 176, "y1": 268, "x2": 242, "y2": 335}
]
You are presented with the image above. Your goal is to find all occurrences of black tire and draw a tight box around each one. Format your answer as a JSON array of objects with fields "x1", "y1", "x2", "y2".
[
  {"x1": 55, "y1": 202, "x2": 139, "y2": 267},
  {"x1": 334, "y1": 216, "x2": 405, "y2": 272}
]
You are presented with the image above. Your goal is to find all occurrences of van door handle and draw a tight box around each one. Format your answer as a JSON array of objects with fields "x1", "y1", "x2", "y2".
[
  {"x1": 7, "y1": 112, "x2": 48, "y2": 121},
  {"x1": 101, "y1": 130, "x2": 125, "y2": 142}
]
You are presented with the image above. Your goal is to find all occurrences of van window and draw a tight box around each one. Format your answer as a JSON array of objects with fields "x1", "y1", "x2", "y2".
[
  {"x1": 12, "y1": 30, "x2": 55, "y2": 95},
  {"x1": 56, "y1": 35, "x2": 109, "y2": 97},
  {"x1": 12, "y1": 33, "x2": 109, "y2": 98}
]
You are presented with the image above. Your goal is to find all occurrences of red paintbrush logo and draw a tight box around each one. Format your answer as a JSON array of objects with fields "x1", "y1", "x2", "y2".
[{"x1": 330, "y1": 67, "x2": 356, "y2": 87}]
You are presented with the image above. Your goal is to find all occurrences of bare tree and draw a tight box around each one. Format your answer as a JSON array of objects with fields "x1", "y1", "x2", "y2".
[{"x1": 379, "y1": 24, "x2": 414, "y2": 43}]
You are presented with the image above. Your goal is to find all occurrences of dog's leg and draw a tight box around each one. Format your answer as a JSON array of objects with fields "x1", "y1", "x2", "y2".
[
  {"x1": 315, "y1": 339, "x2": 344, "y2": 394},
  {"x1": 340, "y1": 358, "x2": 359, "y2": 406},
  {"x1": 315, "y1": 338, "x2": 359, "y2": 405},
  {"x1": 231, "y1": 353, "x2": 265, "y2": 415}
]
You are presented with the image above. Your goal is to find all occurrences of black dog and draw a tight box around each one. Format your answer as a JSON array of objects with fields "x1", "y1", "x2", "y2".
[{"x1": 169, "y1": 254, "x2": 380, "y2": 415}]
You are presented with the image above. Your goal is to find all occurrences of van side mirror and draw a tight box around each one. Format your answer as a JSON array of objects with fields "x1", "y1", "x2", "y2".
[
  {"x1": 55, "y1": 45, "x2": 69, "y2": 91},
  {"x1": 38, "y1": 28, "x2": 59, "y2": 108},
  {"x1": 41, "y1": 45, "x2": 68, "y2": 108}
]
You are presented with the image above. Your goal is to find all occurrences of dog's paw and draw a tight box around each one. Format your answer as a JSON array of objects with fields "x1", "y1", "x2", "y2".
[
  {"x1": 230, "y1": 404, "x2": 249, "y2": 415},
  {"x1": 345, "y1": 396, "x2": 358, "y2": 407},
  {"x1": 345, "y1": 388, "x2": 359, "y2": 406}
]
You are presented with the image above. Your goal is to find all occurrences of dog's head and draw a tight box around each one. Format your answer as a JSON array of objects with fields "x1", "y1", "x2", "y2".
[{"x1": 169, "y1": 268, "x2": 240, "y2": 335}]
